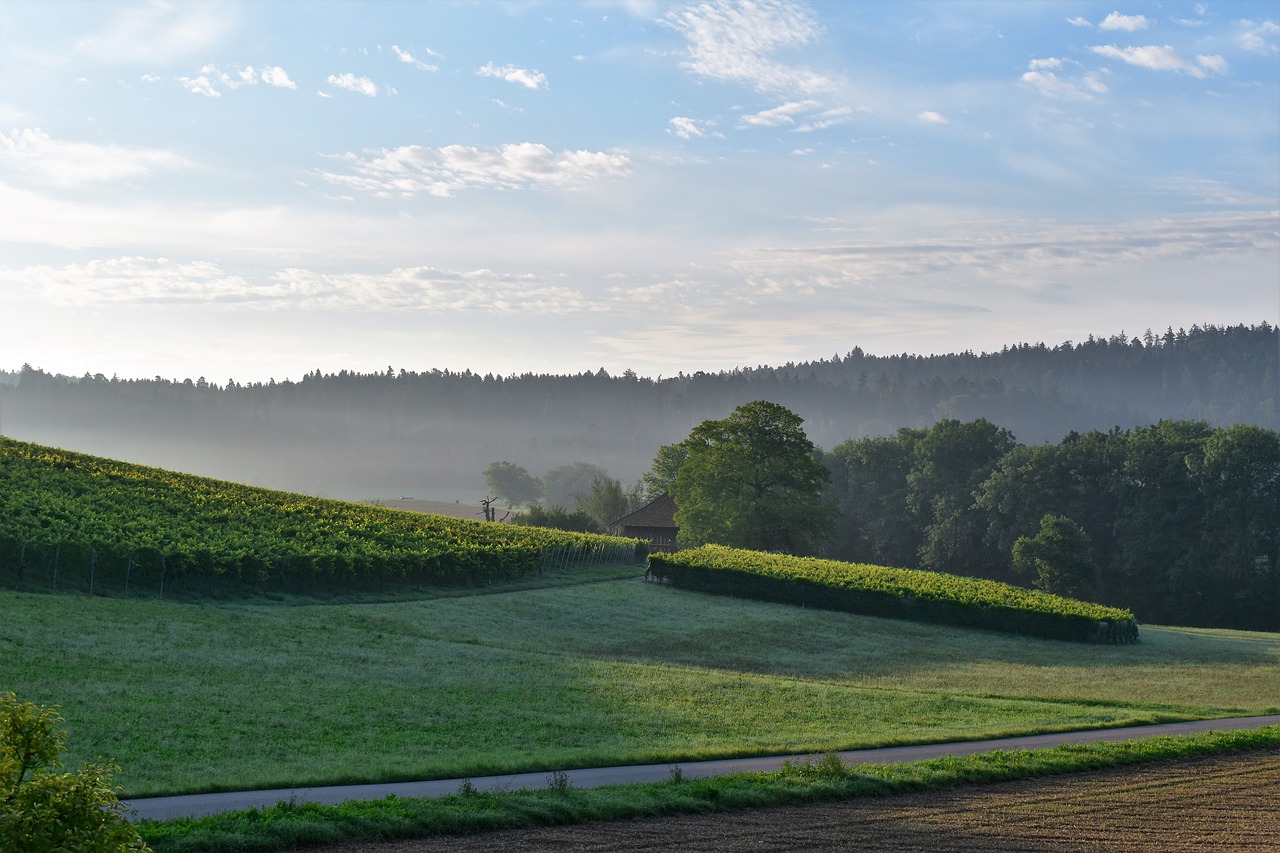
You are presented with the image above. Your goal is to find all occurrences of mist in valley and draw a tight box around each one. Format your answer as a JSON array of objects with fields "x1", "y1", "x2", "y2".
[{"x1": 2, "y1": 324, "x2": 1273, "y2": 505}]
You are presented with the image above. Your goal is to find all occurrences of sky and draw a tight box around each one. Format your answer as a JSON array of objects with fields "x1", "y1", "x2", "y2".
[{"x1": 1, "y1": 0, "x2": 1277, "y2": 384}]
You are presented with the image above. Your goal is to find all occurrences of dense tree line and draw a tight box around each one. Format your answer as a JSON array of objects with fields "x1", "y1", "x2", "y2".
[
  {"x1": 822, "y1": 419, "x2": 1279, "y2": 632},
  {"x1": 0, "y1": 323, "x2": 1273, "y2": 498}
]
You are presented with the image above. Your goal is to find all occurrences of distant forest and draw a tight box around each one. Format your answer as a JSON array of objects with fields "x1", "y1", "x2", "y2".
[{"x1": 0, "y1": 323, "x2": 1274, "y2": 499}]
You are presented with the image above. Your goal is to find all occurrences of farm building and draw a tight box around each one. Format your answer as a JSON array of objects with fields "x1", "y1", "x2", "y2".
[{"x1": 612, "y1": 494, "x2": 679, "y2": 553}]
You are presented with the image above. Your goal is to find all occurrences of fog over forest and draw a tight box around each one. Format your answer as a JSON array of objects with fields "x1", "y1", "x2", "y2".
[{"x1": 1, "y1": 323, "x2": 1273, "y2": 502}]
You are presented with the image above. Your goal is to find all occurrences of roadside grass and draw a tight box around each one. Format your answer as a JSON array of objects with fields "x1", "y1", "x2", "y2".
[
  {"x1": 136, "y1": 727, "x2": 1280, "y2": 853},
  {"x1": 3, "y1": 576, "x2": 1276, "y2": 798}
]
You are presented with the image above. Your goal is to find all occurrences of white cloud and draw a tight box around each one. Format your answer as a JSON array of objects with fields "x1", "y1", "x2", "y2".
[
  {"x1": 1028, "y1": 57, "x2": 1063, "y2": 70},
  {"x1": 1195, "y1": 54, "x2": 1229, "y2": 75},
  {"x1": 662, "y1": 0, "x2": 834, "y2": 95},
  {"x1": 320, "y1": 142, "x2": 631, "y2": 197},
  {"x1": 476, "y1": 62, "x2": 547, "y2": 90},
  {"x1": 794, "y1": 106, "x2": 852, "y2": 132},
  {"x1": 392, "y1": 45, "x2": 439, "y2": 72},
  {"x1": 140, "y1": 73, "x2": 160, "y2": 83},
  {"x1": 917, "y1": 111, "x2": 948, "y2": 125},
  {"x1": 6, "y1": 257, "x2": 595, "y2": 314},
  {"x1": 1090, "y1": 44, "x2": 1215, "y2": 78},
  {"x1": 740, "y1": 99, "x2": 821, "y2": 127},
  {"x1": 0, "y1": 129, "x2": 192, "y2": 187},
  {"x1": 180, "y1": 64, "x2": 296, "y2": 95},
  {"x1": 179, "y1": 74, "x2": 220, "y2": 97},
  {"x1": 668, "y1": 116, "x2": 708, "y2": 139},
  {"x1": 328, "y1": 73, "x2": 378, "y2": 97},
  {"x1": 1238, "y1": 20, "x2": 1280, "y2": 54},
  {"x1": 75, "y1": 2, "x2": 235, "y2": 65},
  {"x1": 261, "y1": 66, "x2": 296, "y2": 89},
  {"x1": 1067, "y1": 17, "x2": 1093, "y2": 28},
  {"x1": 1020, "y1": 71, "x2": 1096, "y2": 101},
  {"x1": 1099, "y1": 12, "x2": 1150, "y2": 32}
]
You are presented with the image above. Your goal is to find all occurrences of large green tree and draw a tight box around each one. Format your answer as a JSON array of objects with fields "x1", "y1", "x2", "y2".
[
  {"x1": 482, "y1": 461, "x2": 542, "y2": 508},
  {"x1": 908, "y1": 418, "x2": 1017, "y2": 577},
  {"x1": 671, "y1": 401, "x2": 833, "y2": 554},
  {"x1": 823, "y1": 429, "x2": 923, "y2": 567},
  {"x1": 1012, "y1": 514, "x2": 1100, "y2": 599}
]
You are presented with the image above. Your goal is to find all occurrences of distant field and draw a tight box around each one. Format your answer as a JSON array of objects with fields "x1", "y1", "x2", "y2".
[
  {"x1": 4, "y1": 576, "x2": 1276, "y2": 799},
  {"x1": 369, "y1": 498, "x2": 503, "y2": 522}
]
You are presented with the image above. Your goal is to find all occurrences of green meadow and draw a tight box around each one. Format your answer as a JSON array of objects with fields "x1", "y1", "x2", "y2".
[{"x1": 3, "y1": 572, "x2": 1276, "y2": 799}]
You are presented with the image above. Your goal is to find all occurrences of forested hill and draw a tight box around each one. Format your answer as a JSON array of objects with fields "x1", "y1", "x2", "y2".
[{"x1": 1, "y1": 323, "x2": 1274, "y2": 497}]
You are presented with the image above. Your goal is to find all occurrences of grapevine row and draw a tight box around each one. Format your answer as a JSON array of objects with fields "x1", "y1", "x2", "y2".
[
  {"x1": 647, "y1": 545, "x2": 1138, "y2": 643},
  {"x1": 0, "y1": 438, "x2": 644, "y2": 597}
]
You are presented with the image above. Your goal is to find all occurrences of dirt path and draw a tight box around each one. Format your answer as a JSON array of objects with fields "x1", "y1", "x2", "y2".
[{"x1": 313, "y1": 749, "x2": 1280, "y2": 852}]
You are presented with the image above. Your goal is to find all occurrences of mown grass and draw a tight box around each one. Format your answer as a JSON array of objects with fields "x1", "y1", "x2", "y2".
[
  {"x1": 137, "y1": 727, "x2": 1280, "y2": 853},
  {"x1": 3, "y1": 576, "x2": 1276, "y2": 798}
]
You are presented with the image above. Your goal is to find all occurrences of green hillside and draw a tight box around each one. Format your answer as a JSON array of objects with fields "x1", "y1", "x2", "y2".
[
  {"x1": 3, "y1": 579, "x2": 1276, "y2": 799},
  {"x1": 0, "y1": 437, "x2": 640, "y2": 596},
  {"x1": 2, "y1": 439, "x2": 1275, "y2": 803}
]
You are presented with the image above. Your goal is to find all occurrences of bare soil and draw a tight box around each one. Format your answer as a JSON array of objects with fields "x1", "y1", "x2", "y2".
[{"x1": 314, "y1": 749, "x2": 1279, "y2": 852}]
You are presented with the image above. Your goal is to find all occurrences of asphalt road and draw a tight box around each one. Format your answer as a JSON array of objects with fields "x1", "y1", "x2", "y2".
[{"x1": 124, "y1": 714, "x2": 1280, "y2": 822}]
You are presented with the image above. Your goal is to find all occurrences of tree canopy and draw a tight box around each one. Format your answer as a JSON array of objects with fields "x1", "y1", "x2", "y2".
[{"x1": 670, "y1": 401, "x2": 833, "y2": 554}]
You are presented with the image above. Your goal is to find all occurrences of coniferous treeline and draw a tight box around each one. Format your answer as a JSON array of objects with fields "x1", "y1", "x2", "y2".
[
  {"x1": 823, "y1": 419, "x2": 1279, "y2": 632},
  {"x1": 1, "y1": 323, "x2": 1273, "y2": 497}
]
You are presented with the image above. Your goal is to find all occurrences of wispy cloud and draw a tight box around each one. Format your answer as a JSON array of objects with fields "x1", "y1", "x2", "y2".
[
  {"x1": 476, "y1": 62, "x2": 547, "y2": 90},
  {"x1": 5, "y1": 257, "x2": 596, "y2": 314},
  {"x1": 1099, "y1": 12, "x2": 1150, "y2": 32},
  {"x1": 1090, "y1": 44, "x2": 1226, "y2": 78},
  {"x1": 917, "y1": 111, "x2": 948, "y2": 125},
  {"x1": 320, "y1": 142, "x2": 630, "y2": 197},
  {"x1": 75, "y1": 2, "x2": 235, "y2": 65},
  {"x1": 0, "y1": 129, "x2": 192, "y2": 186},
  {"x1": 1067, "y1": 17, "x2": 1093, "y2": 28},
  {"x1": 180, "y1": 64, "x2": 296, "y2": 96},
  {"x1": 668, "y1": 116, "x2": 709, "y2": 139},
  {"x1": 327, "y1": 73, "x2": 379, "y2": 97},
  {"x1": 1021, "y1": 70, "x2": 1100, "y2": 101},
  {"x1": 1238, "y1": 19, "x2": 1280, "y2": 54},
  {"x1": 740, "y1": 99, "x2": 821, "y2": 127},
  {"x1": 663, "y1": 0, "x2": 833, "y2": 95},
  {"x1": 392, "y1": 45, "x2": 439, "y2": 72}
]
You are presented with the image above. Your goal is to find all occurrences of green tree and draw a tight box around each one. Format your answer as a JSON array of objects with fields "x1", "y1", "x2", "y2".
[
  {"x1": 482, "y1": 461, "x2": 543, "y2": 508},
  {"x1": 574, "y1": 476, "x2": 643, "y2": 531},
  {"x1": 908, "y1": 418, "x2": 1017, "y2": 577},
  {"x1": 672, "y1": 401, "x2": 833, "y2": 554},
  {"x1": 641, "y1": 441, "x2": 690, "y2": 500},
  {"x1": 823, "y1": 429, "x2": 923, "y2": 567},
  {"x1": 541, "y1": 461, "x2": 610, "y2": 510},
  {"x1": 1, "y1": 692, "x2": 149, "y2": 853},
  {"x1": 1012, "y1": 514, "x2": 1100, "y2": 599},
  {"x1": 1188, "y1": 424, "x2": 1280, "y2": 630},
  {"x1": 510, "y1": 505, "x2": 601, "y2": 533}
]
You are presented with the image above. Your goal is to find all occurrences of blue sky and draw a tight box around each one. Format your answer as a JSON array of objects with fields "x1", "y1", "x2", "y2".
[{"x1": 1, "y1": 0, "x2": 1277, "y2": 383}]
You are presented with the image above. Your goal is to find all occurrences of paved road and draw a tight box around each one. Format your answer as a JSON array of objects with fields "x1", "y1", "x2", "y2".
[{"x1": 124, "y1": 715, "x2": 1280, "y2": 822}]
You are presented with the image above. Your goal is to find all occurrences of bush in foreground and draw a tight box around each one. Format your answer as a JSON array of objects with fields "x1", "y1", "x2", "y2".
[{"x1": 1, "y1": 692, "x2": 149, "y2": 853}]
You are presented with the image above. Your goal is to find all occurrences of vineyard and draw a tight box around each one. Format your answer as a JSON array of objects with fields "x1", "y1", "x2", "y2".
[
  {"x1": 647, "y1": 545, "x2": 1138, "y2": 643},
  {"x1": 0, "y1": 437, "x2": 643, "y2": 597}
]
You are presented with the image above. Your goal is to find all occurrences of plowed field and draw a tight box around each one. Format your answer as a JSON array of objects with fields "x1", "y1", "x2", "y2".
[{"x1": 316, "y1": 749, "x2": 1279, "y2": 852}]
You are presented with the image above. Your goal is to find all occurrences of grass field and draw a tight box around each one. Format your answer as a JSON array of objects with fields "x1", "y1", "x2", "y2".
[{"x1": 3, "y1": 573, "x2": 1277, "y2": 799}]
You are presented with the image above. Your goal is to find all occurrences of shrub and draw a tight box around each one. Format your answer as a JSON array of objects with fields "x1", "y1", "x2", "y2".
[{"x1": 1, "y1": 692, "x2": 149, "y2": 853}]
